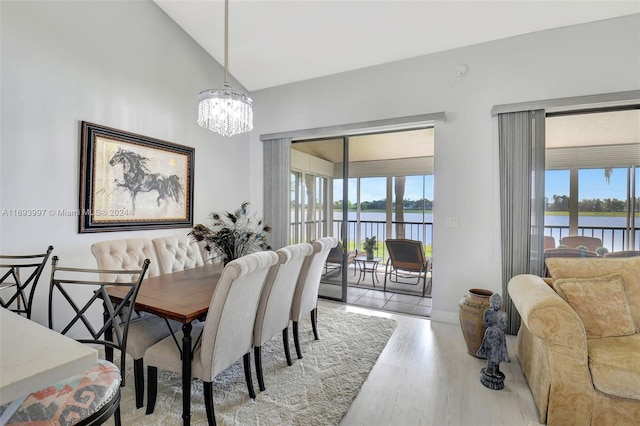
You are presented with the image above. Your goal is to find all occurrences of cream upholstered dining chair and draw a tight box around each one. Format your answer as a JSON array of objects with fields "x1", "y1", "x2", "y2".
[
  {"x1": 152, "y1": 235, "x2": 205, "y2": 274},
  {"x1": 290, "y1": 236, "x2": 337, "y2": 360},
  {"x1": 253, "y1": 242, "x2": 313, "y2": 391},
  {"x1": 91, "y1": 238, "x2": 179, "y2": 409},
  {"x1": 144, "y1": 251, "x2": 279, "y2": 424}
]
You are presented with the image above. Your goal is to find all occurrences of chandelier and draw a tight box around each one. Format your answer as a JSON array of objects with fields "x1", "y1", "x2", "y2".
[{"x1": 197, "y1": 0, "x2": 253, "y2": 137}]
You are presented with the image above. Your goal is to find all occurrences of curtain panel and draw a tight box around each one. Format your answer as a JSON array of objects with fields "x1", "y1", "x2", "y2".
[
  {"x1": 498, "y1": 110, "x2": 545, "y2": 335},
  {"x1": 263, "y1": 137, "x2": 291, "y2": 250}
]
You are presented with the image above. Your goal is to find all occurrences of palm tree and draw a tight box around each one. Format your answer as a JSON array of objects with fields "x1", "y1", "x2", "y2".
[
  {"x1": 604, "y1": 168, "x2": 612, "y2": 184},
  {"x1": 395, "y1": 176, "x2": 406, "y2": 238}
]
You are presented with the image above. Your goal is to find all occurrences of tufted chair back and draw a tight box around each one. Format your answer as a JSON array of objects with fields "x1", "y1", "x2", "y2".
[
  {"x1": 289, "y1": 237, "x2": 337, "y2": 359},
  {"x1": 91, "y1": 238, "x2": 160, "y2": 281},
  {"x1": 290, "y1": 237, "x2": 337, "y2": 323},
  {"x1": 152, "y1": 235, "x2": 205, "y2": 274}
]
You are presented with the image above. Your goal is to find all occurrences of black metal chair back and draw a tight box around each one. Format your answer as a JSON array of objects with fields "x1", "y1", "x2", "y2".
[
  {"x1": 0, "y1": 245, "x2": 54, "y2": 318},
  {"x1": 48, "y1": 255, "x2": 150, "y2": 386}
]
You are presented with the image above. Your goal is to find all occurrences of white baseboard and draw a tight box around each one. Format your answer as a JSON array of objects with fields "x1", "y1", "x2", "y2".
[{"x1": 429, "y1": 309, "x2": 459, "y2": 325}]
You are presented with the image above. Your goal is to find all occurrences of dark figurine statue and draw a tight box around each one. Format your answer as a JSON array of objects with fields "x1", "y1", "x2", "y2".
[{"x1": 477, "y1": 293, "x2": 510, "y2": 390}]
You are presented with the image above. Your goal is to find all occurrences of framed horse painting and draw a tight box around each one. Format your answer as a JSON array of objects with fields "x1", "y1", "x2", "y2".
[{"x1": 79, "y1": 122, "x2": 194, "y2": 233}]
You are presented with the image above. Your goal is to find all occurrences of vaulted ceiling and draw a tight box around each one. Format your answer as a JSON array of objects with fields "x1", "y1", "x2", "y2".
[
  {"x1": 154, "y1": 1, "x2": 639, "y2": 163},
  {"x1": 154, "y1": 1, "x2": 639, "y2": 91}
]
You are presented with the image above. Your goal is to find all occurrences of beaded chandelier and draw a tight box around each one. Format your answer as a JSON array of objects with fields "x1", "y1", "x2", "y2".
[{"x1": 197, "y1": 0, "x2": 253, "y2": 137}]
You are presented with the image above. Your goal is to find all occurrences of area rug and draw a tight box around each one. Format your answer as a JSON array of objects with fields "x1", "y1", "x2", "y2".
[{"x1": 116, "y1": 308, "x2": 396, "y2": 425}]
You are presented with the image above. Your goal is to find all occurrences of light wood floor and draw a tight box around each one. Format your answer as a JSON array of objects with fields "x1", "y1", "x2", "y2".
[{"x1": 318, "y1": 300, "x2": 543, "y2": 426}]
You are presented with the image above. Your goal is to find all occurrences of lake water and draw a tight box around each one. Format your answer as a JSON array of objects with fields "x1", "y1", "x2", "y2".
[{"x1": 330, "y1": 211, "x2": 639, "y2": 251}]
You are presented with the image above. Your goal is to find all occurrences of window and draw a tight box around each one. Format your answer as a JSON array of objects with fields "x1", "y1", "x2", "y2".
[{"x1": 545, "y1": 109, "x2": 640, "y2": 251}]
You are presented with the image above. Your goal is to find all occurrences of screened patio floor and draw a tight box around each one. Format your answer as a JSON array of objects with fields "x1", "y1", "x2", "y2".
[{"x1": 319, "y1": 264, "x2": 432, "y2": 318}]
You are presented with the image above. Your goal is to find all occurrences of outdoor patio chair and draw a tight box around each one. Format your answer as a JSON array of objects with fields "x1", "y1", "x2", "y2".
[
  {"x1": 542, "y1": 247, "x2": 598, "y2": 277},
  {"x1": 383, "y1": 239, "x2": 431, "y2": 297},
  {"x1": 544, "y1": 236, "x2": 556, "y2": 250},
  {"x1": 323, "y1": 242, "x2": 357, "y2": 278},
  {"x1": 0, "y1": 245, "x2": 54, "y2": 319},
  {"x1": 603, "y1": 250, "x2": 640, "y2": 258},
  {"x1": 560, "y1": 235, "x2": 602, "y2": 252}
]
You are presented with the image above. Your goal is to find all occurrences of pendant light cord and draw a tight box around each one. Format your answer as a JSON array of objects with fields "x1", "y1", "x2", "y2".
[{"x1": 224, "y1": 0, "x2": 229, "y2": 85}]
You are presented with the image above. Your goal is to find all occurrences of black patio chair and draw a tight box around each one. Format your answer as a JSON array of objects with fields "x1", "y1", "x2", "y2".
[{"x1": 1, "y1": 255, "x2": 151, "y2": 426}]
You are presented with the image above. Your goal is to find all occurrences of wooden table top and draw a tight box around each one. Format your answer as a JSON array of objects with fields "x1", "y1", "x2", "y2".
[{"x1": 106, "y1": 263, "x2": 224, "y2": 324}]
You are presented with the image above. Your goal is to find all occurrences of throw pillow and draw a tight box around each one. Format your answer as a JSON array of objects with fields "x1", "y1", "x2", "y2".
[
  {"x1": 545, "y1": 256, "x2": 640, "y2": 331},
  {"x1": 553, "y1": 273, "x2": 636, "y2": 339}
]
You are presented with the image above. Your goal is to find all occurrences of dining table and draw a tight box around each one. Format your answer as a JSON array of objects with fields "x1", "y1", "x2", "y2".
[
  {"x1": 0, "y1": 308, "x2": 98, "y2": 423},
  {"x1": 105, "y1": 262, "x2": 224, "y2": 426}
]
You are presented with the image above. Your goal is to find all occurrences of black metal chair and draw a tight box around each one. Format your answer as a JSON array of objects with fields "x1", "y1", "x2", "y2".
[
  {"x1": 48, "y1": 255, "x2": 151, "y2": 386},
  {"x1": 0, "y1": 245, "x2": 53, "y2": 318},
  {"x1": 0, "y1": 256, "x2": 150, "y2": 425},
  {"x1": 91, "y1": 238, "x2": 181, "y2": 409},
  {"x1": 383, "y1": 239, "x2": 431, "y2": 297}
]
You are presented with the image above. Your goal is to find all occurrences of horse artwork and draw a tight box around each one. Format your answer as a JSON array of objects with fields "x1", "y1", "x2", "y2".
[{"x1": 109, "y1": 148, "x2": 184, "y2": 213}]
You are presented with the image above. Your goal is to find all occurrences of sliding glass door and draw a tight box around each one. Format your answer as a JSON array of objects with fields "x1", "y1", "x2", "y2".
[{"x1": 290, "y1": 129, "x2": 434, "y2": 303}]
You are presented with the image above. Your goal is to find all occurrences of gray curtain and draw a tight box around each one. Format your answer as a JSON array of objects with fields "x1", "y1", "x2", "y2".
[
  {"x1": 263, "y1": 137, "x2": 291, "y2": 250},
  {"x1": 498, "y1": 110, "x2": 545, "y2": 335}
]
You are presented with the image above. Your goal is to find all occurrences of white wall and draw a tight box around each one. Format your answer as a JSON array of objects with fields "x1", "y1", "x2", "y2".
[
  {"x1": 0, "y1": 1, "x2": 253, "y2": 325},
  {"x1": 249, "y1": 14, "x2": 640, "y2": 323}
]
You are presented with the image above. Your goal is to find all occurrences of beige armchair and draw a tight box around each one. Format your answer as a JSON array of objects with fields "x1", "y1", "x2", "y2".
[{"x1": 510, "y1": 256, "x2": 640, "y2": 425}]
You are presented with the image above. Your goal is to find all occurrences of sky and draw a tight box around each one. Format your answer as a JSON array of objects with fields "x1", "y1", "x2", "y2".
[
  {"x1": 334, "y1": 168, "x2": 638, "y2": 203},
  {"x1": 546, "y1": 168, "x2": 639, "y2": 201},
  {"x1": 336, "y1": 175, "x2": 434, "y2": 203}
]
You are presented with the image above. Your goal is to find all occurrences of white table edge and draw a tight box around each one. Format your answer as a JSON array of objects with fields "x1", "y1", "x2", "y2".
[{"x1": 0, "y1": 308, "x2": 98, "y2": 405}]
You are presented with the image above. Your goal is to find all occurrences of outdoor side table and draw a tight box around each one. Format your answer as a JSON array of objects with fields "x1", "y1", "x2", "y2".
[{"x1": 354, "y1": 256, "x2": 382, "y2": 286}]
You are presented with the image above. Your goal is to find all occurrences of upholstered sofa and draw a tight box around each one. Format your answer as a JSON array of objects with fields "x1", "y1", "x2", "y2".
[{"x1": 508, "y1": 256, "x2": 640, "y2": 426}]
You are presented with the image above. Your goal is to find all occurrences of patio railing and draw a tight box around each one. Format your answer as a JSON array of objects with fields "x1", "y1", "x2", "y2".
[
  {"x1": 545, "y1": 225, "x2": 639, "y2": 252},
  {"x1": 291, "y1": 219, "x2": 639, "y2": 257}
]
